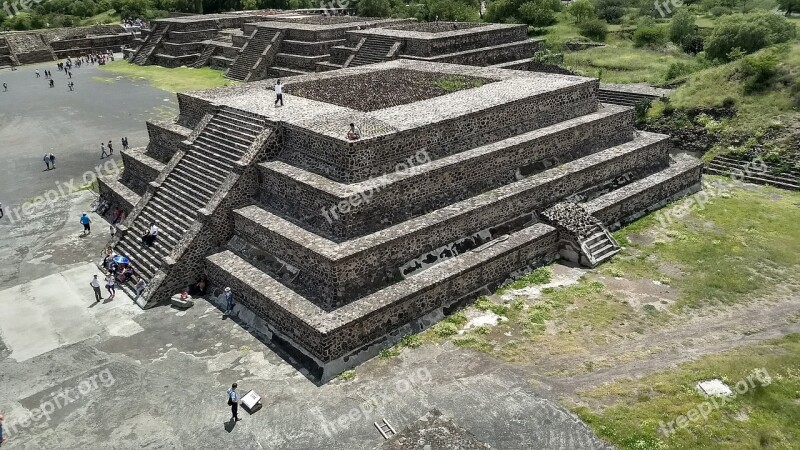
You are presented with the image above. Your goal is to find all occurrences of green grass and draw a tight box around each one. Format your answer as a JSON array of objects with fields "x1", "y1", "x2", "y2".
[
  {"x1": 668, "y1": 44, "x2": 800, "y2": 134},
  {"x1": 497, "y1": 267, "x2": 552, "y2": 294},
  {"x1": 98, "y1": 60, "x2": 236, "y2": 93},
  {"x1": 573, "y1": 333, "x2": 800, "y2": 450},
  {"x1": 433, "y1": 75, "x2": 487, "y2": 93},
  {"x1": 336, "y1": 369, "x2": 356, "y2": 382},
  {"x1": 563, "y1": 44, "x2": 696, "y2": 84},
  {"x1": 612, "y1": 179, "x2": 800, "y2": 310}
]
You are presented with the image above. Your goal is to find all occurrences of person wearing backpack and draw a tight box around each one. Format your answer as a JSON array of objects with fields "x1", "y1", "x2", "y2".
[{"x1": 227, "y1": 383, "x2": 240, "y2": 422}]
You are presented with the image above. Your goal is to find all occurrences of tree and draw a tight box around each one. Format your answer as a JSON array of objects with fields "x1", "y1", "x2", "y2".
[
  {"x1": 517, "y1": 0, "x2": 560, "y2": 27},
  {"x1": 595, "y1": 0, "x2": 624, "y2": 24},
  {"x1": 357, "y1": 0, "x2": 392, "y2": 17},
  {"x1": 567, "y1": 0, "x2": 594, "y2": 23},
  {"x1": 777, "y1": 0, "x2": 800, "y2": 16},
  {"x1": 669, "y1": 10, "x2": 696, "y2": 49},
  {"x1": 705, "y1": 13, "x2": 796, "y2": 61}
]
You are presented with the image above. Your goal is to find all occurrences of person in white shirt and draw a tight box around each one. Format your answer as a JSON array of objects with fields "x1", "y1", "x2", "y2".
[
  {"x1": 142, "y1": 222, "x2": 159, "y2": 247},
  {"x1": 90, "y1": 275, "x2": 102, "y2": 302},
  {"x1": 274, "y1": 79, "x2": 283, "y2": 107}
]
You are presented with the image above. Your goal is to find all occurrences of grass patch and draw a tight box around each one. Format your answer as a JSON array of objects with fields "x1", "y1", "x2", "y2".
[
  {"x1": 378, "y1": 347, "x2": 400, "y2": 359},
  {"x1": 98, "y1": 60, "x2": 235, "y2": 93},
  {"x1": 563, "y1": 43, "x2": 696, "y2": 84},
  {"x1": 573, "y1": 333, "x2": 800, "y2": 450},
  {"x1": 614, "y1": 180, "x2": 800, "y2": 309},
  {"x1": 497, "y1": 267, "x2": 552, "y2": 294},
  {"x1": 432, "y1": 75, "x2": 487, "y2": 93},
  {"x1": 336, "y1": 369, "x2": 356, "y2": 382}
]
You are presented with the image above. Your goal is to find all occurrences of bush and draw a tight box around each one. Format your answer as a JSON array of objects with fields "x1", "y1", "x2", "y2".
[
  {"x1": 595, "y1": 0, "x2": 625, "y2": 24},
  {"x1": 705, "y1": 13, "x2": 797, "y2": 61},
  {"x1": 739, "y1": 50, "x2": 782, "y2": 93},
  {"x1": 681, "y1": 35, "x2": 705, "y2": 55},
  {"x1": 579, "y1": 18, "x2": 608, "y2": 42},
  {"x1": 665, "y1": 61, "x2": 697, "y2": 80},
  {"x1": 669, "y1": 10, "x2": 696, "y2": 49},
  {"x1": 357, "y1": 0, "x2": 392, "y2": 17},
  {"x1": 633, "y1": 17, "x2": 667, "y2": 48},
  {"x1": 567, "y1": 0, "x2": 595, "y2": 23},
  {"x1": 517, "y1": 0, "x2": 557, "y2": 27},
  {"x1": 708, "y1": 6, "x2": 732, "y2": 16}
]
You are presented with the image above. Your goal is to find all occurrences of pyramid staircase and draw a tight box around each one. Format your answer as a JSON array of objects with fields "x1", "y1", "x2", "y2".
[
  {"x1": 192, "y1": 43, "x2": 217, "y2": 68},
  {"x1": 226, "y1": 27, "x2": 280, "y2": 82},
  {"x1": 0, "y1": 36, "x2": 17, "y2": 68},
  {"x1": 705, "y1": 154, "x2": 800, "y2": 191},
  {"x1": 541, "y1": 202, "x2": 620, "y2": 268},
  {"x1": 131, "y1": 22, "x2": 170, "y2": 65},
  {"x1": 111, "y1": 107, "x2": 271, "y2": 307},
  {"x1": 346, "y1": 35, "x2": 399, "y2": 68}
]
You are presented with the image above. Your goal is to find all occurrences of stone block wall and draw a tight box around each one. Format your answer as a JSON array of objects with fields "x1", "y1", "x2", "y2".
[
  {"x1": 176, "y1": 94, "x2": 215, "y2": 128},
  {"x1": 421, "y1": 40, "x2": 540, "y2": 66},
  {"x1": 120, "y1": 149, "x2": 166, "y2": 196},
  {"x1": 281, "y1": 81, "x2": 600, "y2": 183},
  {"x1": 260, "y1": 105, "x2": 634, "y2": 239},
  {"x1": 145, "y1": 120, "x2": 192, "y2": 163},
  {"x1": 401, "y1": 25, "x2": 527, "y2": 57}
]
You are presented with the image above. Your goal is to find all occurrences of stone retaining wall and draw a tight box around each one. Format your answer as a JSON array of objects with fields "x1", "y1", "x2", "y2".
[
  {"x1": 261, "y1": 105, "x2": 634, "y2": 239},
  {"x1": 146, "y1": 119, "x2": 192, "y2": 163},
  {"x1": 282, "y1": 81, "x2": 599, "y2": 183}
]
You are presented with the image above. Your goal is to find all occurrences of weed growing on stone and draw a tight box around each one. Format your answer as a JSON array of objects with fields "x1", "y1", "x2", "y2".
[
  {"x1": 498, "y1": 267, "x2": 553, "y2": 294},
  {"x1": 337, "y1": 370, "x2": 356, "y2": 382}
]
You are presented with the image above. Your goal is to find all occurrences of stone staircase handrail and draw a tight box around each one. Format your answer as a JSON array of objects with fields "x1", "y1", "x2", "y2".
[{"x1": 387, "y1": 41, "x2": 402, "y2": 59}]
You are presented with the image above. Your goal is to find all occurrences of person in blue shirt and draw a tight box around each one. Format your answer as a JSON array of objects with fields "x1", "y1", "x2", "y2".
[
  {"x1": 80, "y1": 213, "x2": 92, "y2": 235},
  {"x1": 227, "y1": 383, "x2": 240, "y2": 422}
]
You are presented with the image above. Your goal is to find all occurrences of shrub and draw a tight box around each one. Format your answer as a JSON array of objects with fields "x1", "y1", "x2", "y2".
[
  {"x1": 681, "y1": 35, "x2": 705, "y2": 55},
  {"x1": 579, "y1": 18, "x2": 608, "y2": 42},
  {"x1": 595, "y1": 0, "x2": 625, "y2": 24},
  {"x1": 633, "y1": 17, "x2": 667, "y2": 48},
  {"x1": 357, "y1": 0, "x2": 392, "y2": 17},
  {"x1": 433, "y1": 322, "x2": 459, "y2": 337},
  {"x1": 705, "y1": 13, "x2": 797, "y2": 61},
  {"x1": 722, "y1": 97, "x2": 736, "y2": 109},
  {"x1": 739, "y1": 50, "x2": 782, "y2": 93},
  {"x1": 708, "y1": 6, "x2": 732, "y2": 16},
  {"x1": 665, "y1": 61, "x2": 696, "y2": 80},
  {"x1": 517, "y1": 1, "x2": 557, "y2": 27},
  {"x1": 567, "y1": 0, "x2": 595, "y2": 23},
  {"x1": 669, "y1": 10, "x2": 696, "y2": 49},
  {"x1": 777, "y1": 0, "x2": 800, "y2": 15}
]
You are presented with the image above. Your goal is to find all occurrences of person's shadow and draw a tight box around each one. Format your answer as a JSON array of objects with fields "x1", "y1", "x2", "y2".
[{"x1": 224, "y1": 418, "x2": 236, "y2": 433}]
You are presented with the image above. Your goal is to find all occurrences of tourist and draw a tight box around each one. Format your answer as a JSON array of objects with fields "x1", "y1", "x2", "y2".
[
  {"x1": 2, "y1": 83, "x2": 6, "y2": 92},
  {"x1": 346, "y1": 123, "x2": 361, "y2": 140},
  {"x1": 49, "y1": 79, "x2": 54, "y2": 88},
  {"x1": 101, "y1": 142, "x2": 108, "y2": 159},
  {"x1": 224, "y1": 287, "x2": 234, "y2": 316},
  {"x1": 105, "y1": 271, "x2": 116, "y2": 300},
  {"x1": 90, "y1": 274, "x2": 102, "y2": 302},
  {"x1": 35, "y1": 69, "x2": 40, "y2": 78},
  {"x1": 122, "y1": 137, "x2": 129, "y2": 150},
  {"x1": 0, "y1": 413, "x2": 6, "y2": 444},
  {"x1": 142, "y1": 222, "x2": 158, "y2": 247},
  {"x1": 112, "y1": 207, "x2": 122, "y2": 225},
  {"x1": 134, "y1": 277, "x2": 146, "y2": 300},
  {"x1": 49, "y1": 153, "x2": 55, "y2": 169},
  {"x1": 189, "y1": 274, "x2": 208, "y2": 296},
  {"x1": 274, "y1": 79, "x2": 283, "y2": 107},
  {"x1": 80, "y1": 213, "x2": 92, "y2": 235},
  {"x1": 108, "y1": 140, "x2": 114, "y2": 155},
  {"x1": 43, "y1": 154, "x2": 50, "y2": 170},
  {"x1": 0, "y1": 202, "x2": 3, "y2": 218},
  {"x1": 227, "y1": 383, "x2": 241, "y2": 422},
  {"x1": 68, "y1": 81, "x2": 74, "y2": 91}
]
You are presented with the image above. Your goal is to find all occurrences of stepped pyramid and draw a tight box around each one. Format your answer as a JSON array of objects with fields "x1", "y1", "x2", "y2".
[{"x1": 99, "y1": 60, "x2": 703, "y2": 381}]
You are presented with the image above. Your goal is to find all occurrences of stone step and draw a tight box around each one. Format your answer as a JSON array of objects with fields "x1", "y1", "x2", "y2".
[
  {"x1": 218, "y1": 108, "x2": 267, "y2": 126},
  {"x1": 200, "y1": 124, "x2": 254, "y2": 147},
  {"x1": 142, "y1": 200, "x2": 194, "y2": 232},
  {"x1": 166, "y1": 167, "x2": 219, "y2": 198},
  {"x1": 209, "y1": 115, "x2": 263, "y2": 135},
  {"x1": 157, "y1": 183, "x2": 207, "y2": 209},
  {"x1": 707, "y1": 157, "x2": 800, "y2": 183},
  {"x1": 160, "y1": 177, "x2": 214, "y2": 208},
  {"x1": 703, "y1": 166, "x2": 800, "y2": 190},
  {"x1": 194, "y1": 134, "x2": 249, "y2": 158},
  {"x1": 171, "y1": 162, "x2": 226, "y2": 193},
  {"x1": 134, "y1": 211, "x2": 186, "y2": 247},
  {"x1": 203, "y1": 121, "x2": 261, "y2": 143},
  {"x1": 152, "y1": 193, "x2": 200, "y2": 221},
  {"x1": 188, "y1": 141, "x2": 242, "y2": 166},
  {"x1": 115, "y1": 241, "x2": 158, "y2": 280}
]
